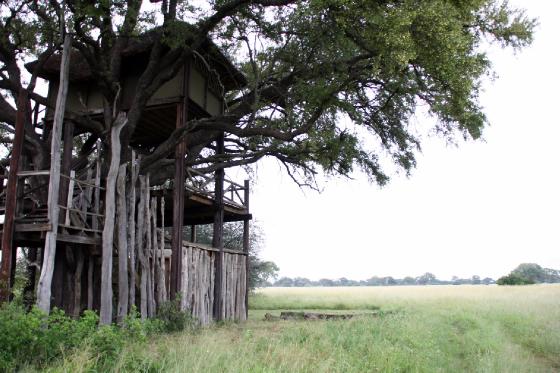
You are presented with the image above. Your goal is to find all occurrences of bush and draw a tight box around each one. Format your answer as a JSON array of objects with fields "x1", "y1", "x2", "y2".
[
  {"x1": 0, "y1": 303, "x2": 167, "y2": 371},
  {"x1": 156, "y1": 298, "x2": 198, "y2": 333},
  {"x1": 496, "y1": 273, "x2": 535, "y2": 285},
  {"x1": 0, "y1": 304, "x2": 97, "y2": 370}
]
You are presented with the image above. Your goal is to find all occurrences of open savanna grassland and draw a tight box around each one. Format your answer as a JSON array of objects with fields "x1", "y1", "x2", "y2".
[{"x1": 45, "y1": 285, "x2": 560, "y2": 373}]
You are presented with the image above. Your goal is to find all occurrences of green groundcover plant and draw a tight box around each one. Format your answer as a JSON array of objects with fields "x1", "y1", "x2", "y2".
[{"x1": 0, "y1": 300, "x2": 195, "y2": 371}]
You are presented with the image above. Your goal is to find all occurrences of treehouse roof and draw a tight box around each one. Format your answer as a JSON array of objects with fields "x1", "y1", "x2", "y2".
[{"x1": 26, "y1": 26, "x2": 247, "y2": 91}]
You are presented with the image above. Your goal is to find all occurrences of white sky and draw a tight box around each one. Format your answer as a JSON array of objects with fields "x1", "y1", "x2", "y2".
[{"x1": 246, "y1": 0, "x2": 560, "y2": 281}]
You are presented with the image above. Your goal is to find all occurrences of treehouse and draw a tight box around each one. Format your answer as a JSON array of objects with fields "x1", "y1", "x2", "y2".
[{"x1": 0, "y1": 33, "x2": 250, "y2": 324}]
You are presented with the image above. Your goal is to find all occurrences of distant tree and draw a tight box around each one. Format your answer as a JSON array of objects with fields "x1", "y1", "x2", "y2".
[
  {"x1": 336, "y1": 278, "x2": 352, "y2": 287},
  {"x1": 402, "y1": 277, "x2": 416, "y2": 285},
  {"x1": 293, "y1": 277, "x2": 312, "y2": 287},
  {"x1": 318, "y1": 279, "x2": 335, "y2": 287},
  {"x1": 481, "y1": 277, "x2": 495, "y2": 285},
  {"x1": 416, "y1": 272, "x2": 437, "y2": 285},
  {"x1": 497, "y1": 263, "x2": 560, "y2": 285},
  {"x1": 497, "y1": 273, "x2": 535, "y2": 285},
  {"x1": 471, "y1": 275, "x2": 481, "y2": 285},
  {"x1": 383, "y1": 277, "x2": 397, "y2": 286},
  {"x1": 274, "y1": 277, "x2": 294, "y2": 287}
]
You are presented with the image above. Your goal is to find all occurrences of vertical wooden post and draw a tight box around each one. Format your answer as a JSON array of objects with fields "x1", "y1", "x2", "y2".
[
  {"x1": 59, "y1": 121, "x2": 74, "y2": 223},
  {"x1": 36, "y1": 34, "x2": 72, "y2": 312},
  {"x1": 170, "y1": 103, "x2": 185, "y2": 300},
  {"x1": 171, "y1": 62, "x2": 190, "y2": 300},
  {"x1": 64, "y1": 171, "x2": 75, "y2": 225},
  {"x1": 0, "y1": 90, "x2": 27, "y2": 302},
  {"x1": 23, "y1": 247, "x2": 38, "y2": 308},
  {"x1": 212, "y1": 134, "x2": 225, "y2": 321},
  {"x1": 137, "y1": 176, "x2": 148, "y2": 319},
  {"x1": 242, "y1": 179, "x2": 250, "y2": 320},
  {"x1": 190, "y1": 225, "x2": 196, "y2": 242},
  {"x1": 128, "y1": 151, "x2": 138, "y2": 311},
  {"x1": 100, "y1": 113, "x2": 127, "y2": 325},
  {"x1": 116, "y1": 164, "x2": 128, "y2": 323}
]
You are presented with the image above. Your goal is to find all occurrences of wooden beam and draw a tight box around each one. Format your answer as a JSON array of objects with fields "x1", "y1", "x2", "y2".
[
  {"x1": 15, "y1": 223, "x2": 53, "y2": 232},
  {"x1": 0, "y1": 90, "x2": 27, "y2": 303},
  {"x1": 57, "y1": 233, "x2": 101, "y2": 246},
  {"x1": 213, "y1": 134, "x2": 225, "y2": 321}
]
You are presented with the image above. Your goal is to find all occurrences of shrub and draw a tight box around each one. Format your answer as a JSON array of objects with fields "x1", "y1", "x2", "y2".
[
  {"x1": 156, "y1": 298, "x2": 198, "y2": 333},
  {"x1": 0, "y1": 303, "x2": 168, "y2": 370},
  {"x1": 496, "y1": 273, "x2": 535, "y2": 285}
]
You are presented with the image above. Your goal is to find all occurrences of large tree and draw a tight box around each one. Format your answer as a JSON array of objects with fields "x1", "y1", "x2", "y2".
[{"x1": 0, "y1": 0, "x2": 535, "y2": 187}]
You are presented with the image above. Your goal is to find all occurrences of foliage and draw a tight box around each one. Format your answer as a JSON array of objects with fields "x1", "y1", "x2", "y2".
[
  {"x1": 0, "y1": 303, "x2": 163, "y2": 371},
  {"x1": 192, "y1": 221, "x2": 279, "y2": 289},
  {"x1": 0, "y1": 0, "x2": 537, "y2": 189},
  {"x1": 497, "y1": 273, "x2": 535, "y2": 286},
  {"x1": 496, "y1": 263, "x2": 560, "y2": 285},
  {"x1": 156, "y1": 298, "x2": 198, "y2": 333}
]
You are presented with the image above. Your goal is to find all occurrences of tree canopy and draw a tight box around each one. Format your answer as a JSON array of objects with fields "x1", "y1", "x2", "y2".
[{"x1": 0, "y1": 0, "x2": 535, "y2": 186}]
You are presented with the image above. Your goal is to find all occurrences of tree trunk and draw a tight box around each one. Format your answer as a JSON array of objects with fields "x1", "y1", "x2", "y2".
[
  {"x1": 116, "y1": 164, "x2": 128, "y2": 323},
  {"x1": 100, "y1": 112, "x2": 127, "y2": 325},
  {"x1": 36, "y1": 34, "x2": 72, "y2": 313}
]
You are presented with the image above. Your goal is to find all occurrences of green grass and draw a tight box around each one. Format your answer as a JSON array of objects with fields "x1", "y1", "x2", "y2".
[{"x1": 39, "y1": 285, "x2": 560, "y2": 372}]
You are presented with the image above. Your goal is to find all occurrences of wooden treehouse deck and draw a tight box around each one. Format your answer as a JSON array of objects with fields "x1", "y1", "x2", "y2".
[{"x1": 0, "y1": 166, "x2": 250, "y2": 248}]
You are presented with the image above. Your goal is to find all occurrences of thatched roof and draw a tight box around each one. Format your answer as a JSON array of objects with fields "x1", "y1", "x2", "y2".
[{"x1": 26, "y1": 26, "x2": 247, "y2": 91}]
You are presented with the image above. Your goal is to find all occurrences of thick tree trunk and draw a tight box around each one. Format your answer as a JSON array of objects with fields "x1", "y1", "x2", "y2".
[
  {"x1": 100, "y1": 113, "x2": 127, "y2": 325},
  {"x1": 116, "y1": 164, "x2": 128, "y2": 323},
  {"x1": 36, "y1": 35, "x2": 71, "y2": 312}
]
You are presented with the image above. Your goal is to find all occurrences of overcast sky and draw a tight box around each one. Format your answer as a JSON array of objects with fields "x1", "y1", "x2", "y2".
[{"x1": 243, "y1": 0, "x2": 560, "y2": 281}]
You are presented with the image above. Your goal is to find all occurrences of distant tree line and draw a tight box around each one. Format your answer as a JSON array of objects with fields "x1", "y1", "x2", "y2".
[
  {"x1": 497, "y1": 263, "x2": 560, "y2": 285},
  {"x1": 269, "y1": 272, "x2": 495, "y2": 287}
]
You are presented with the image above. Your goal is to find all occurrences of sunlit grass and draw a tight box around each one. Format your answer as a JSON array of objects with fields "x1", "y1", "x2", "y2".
[{"x1": 40, "y1": 284, "x2": 560, "y2": 372}]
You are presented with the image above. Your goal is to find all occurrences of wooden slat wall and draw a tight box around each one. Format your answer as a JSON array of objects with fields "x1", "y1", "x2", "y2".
[{"x1": 180, "y1": 244, "x2": 246, "y2": 324}]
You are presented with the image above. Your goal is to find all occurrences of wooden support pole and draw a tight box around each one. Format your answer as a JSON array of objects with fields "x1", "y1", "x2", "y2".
[
  {"x1": 0, "y1": 90, "x2": 27, "y2": 303},
  {"x1": 23, "y1": 247, "x2": 38, "y2": 309},
  {"x1": 128, "y1": 151, "x2": 138, "y2": 312},
  {"x1": 190, "y1": 225, "x2": 196, "y2": 243},
  {"x1": 59, "y1": 121, "x2": 74, "y2": 223},
  {"x1": 170, "y1": 105, "x2": 186, "y2": 299},
  {"x1": 36, "y1": 34, "x2": 71, "y2": 312},
  {"x1": 116, "y1": 164, "x2": 128, "y2": 323},
  {"x1": 137, "y1": 176, "x2": 148, "y2": 319},
  {"x1": 212, "y1": 134, "x2": 225, "y2": 321},
  {"x1": 242, "y1": 179, "x2": 250, "y2": 320},
  {"x1": 100, "y1": 113, "x2": 127, "y2": 325}
]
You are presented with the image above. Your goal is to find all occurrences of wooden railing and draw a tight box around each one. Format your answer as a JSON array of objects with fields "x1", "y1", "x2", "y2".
[
  {"x1": 12, "y1": 159, "x2": 105, "y2": 235},
  {"x1": 58, "y1": 161, "x2": 104, "y2": 234},
  {"x1": 185, "y1": 168, "x2": 248, "y2": 209}
]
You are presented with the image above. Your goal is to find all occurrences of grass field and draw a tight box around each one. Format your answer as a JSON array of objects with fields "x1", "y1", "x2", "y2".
[{"x1": 45, "y1": 284, "x2": 560, "y2": 372}]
